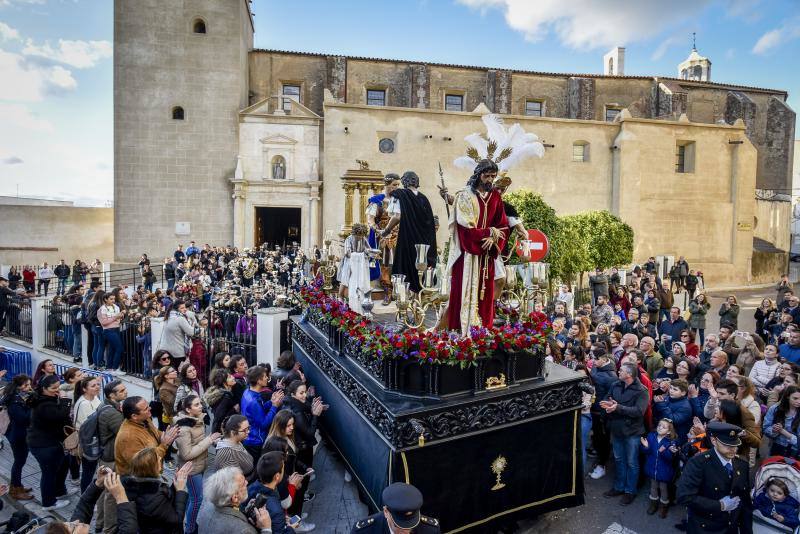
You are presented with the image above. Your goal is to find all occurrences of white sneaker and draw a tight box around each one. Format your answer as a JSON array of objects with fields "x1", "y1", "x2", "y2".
[
  {"x1": 589, "y1": 465, "x2": 606, "y2": 479},
  {"x1": 42, "y1": 499, "x2": 70, "y2": 511},
  {"x1": 294, "y1": 523, "x2": 315, "y2": 533}
]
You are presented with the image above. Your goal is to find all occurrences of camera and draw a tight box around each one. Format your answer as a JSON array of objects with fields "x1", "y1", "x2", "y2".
[
  {"x1": 243, "y1": 493, "x2": 267, "y2": 525},
  {"x1": 577, "y1": 382, "x2": 595, "y2": 395}
]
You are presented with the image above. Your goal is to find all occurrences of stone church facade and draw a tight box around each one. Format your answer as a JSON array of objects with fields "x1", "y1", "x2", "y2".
[{"x1": 114, "y1": 0, "x2": 795, "y2": 285}]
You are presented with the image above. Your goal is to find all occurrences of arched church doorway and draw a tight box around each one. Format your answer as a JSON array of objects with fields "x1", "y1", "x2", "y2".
[{"x1": 255, "y1": 207, "x2": 301, "y2": 249}]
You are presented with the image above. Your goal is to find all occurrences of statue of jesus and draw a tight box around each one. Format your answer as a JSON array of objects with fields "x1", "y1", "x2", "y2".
[{"x1": 443, "y1": 159, "x2": 509, "y2": 334}]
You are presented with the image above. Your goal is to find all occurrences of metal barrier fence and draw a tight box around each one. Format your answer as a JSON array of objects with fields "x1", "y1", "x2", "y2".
[
  {"x1": 7, "y1": 263, "x2": 167, "y2": 296},
  {"x1": 3, "y1": 296, "x2": 32, "y2": 343},
  {"x1": 43, "y1": 302, "x2": 75, "y2": 356},
  {"x1": 206, "y1": 309, "x2": 257, "y2": 370},
  {"x1": 120, "y1": 317, "x2": 148, "y2": 379},
  {"x1": 573, "y1": 287, "x2": 594, "y2": 306},
  {"x1": 52, "y1": 362, "x2": 115, "y2": 398},
  {"x1": 0, "y1": 349, "x2": 33, "y2": 379}
]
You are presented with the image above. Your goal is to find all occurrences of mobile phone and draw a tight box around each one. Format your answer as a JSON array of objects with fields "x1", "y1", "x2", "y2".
[
  {"x1": 288, "y1": 515, "x2": 301, "y2": 525},
  {"x1": 304, "y1": 468, "x2": 315, "y2": 477},
  {"x1": 99, "y1": 466, "x2": 110, "y2": 475}
]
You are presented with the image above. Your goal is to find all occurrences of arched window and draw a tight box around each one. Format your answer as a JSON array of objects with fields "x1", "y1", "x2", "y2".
[
  {"x1": 608, "y1": 58, "x2": 614, "y2": 75},
  {"x1": 572, "y1": 141, "x2": 589, "y2": 162},
  {"x1": 193, "y1": 19, "x2": 206, "y2": 34},
  {"x1": 172, "y1": 106, "x2": 185, "y2": 120},
  {"x1": 271, "y1": 155, "x2": 286, "y2": 180}
]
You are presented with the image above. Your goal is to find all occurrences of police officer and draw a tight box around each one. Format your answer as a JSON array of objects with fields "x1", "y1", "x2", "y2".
[
  {"x1": 676, "y1": 421, "x2": 753, "y2": 534},
  {"x1": 351, "y1": 482, "x2": 440, "y2": 533}
]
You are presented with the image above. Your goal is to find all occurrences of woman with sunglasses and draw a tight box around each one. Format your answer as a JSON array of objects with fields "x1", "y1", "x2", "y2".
[{"x1": 212, "y1": 415, "x2": 254, "y2": 480}]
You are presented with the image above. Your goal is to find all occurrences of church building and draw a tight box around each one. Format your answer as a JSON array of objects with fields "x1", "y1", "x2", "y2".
[{"x1": 114, "y1": 0, "x2": 795, "y2": 286}]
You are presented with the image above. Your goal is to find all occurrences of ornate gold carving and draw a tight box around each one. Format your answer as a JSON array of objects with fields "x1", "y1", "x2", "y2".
[
  {"x1": 485, "y1": 373, "x2": 507, "y2": 391},
  {"x1": 356, "y1": 159, "x2": 370, "y2": 170},
  {"x1": 490, "y1": 455, "x2": 507, "y2": 491}
]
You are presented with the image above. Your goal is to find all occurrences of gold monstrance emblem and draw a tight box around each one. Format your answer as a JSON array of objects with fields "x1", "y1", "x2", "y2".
[{"x1": 491, "y1": 455, "x2": 507, "y2": 491}]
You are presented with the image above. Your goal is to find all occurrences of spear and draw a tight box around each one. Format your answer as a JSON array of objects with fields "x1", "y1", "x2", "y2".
[{"x1": 438, "y1": 161, "x2": 450, "y2": 218}]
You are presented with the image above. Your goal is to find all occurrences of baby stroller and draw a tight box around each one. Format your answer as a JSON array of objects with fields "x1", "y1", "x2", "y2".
[{"x1": 753, "y1": 456, "x2": 800, "y2": 534}]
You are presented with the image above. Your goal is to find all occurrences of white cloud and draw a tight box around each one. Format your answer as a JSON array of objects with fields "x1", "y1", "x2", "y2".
[
  {"x1": 0, "y1": 21, "x2": 19, "y2": 41},
  {"x1": 0, "y1": 102, "x2": 54, "y2": 131},
  {"x1": 652, "y1": 35, "x2": 689, "y2": 60},
  {"x1": 0, "y1": 49, "x2": 76, "y2": 101},
  {"x1": 2, "y1": 156, "x2": 23, "y2": 164},
  {"x1": 752, "y1": 22, "x2": 800, "y2": 54},
  {"x1": 22, "y1": 38, "x2": 112, "y2": 68},
  {"x1": 457, "y1": 0, "x2": 714, "y2": 50}
]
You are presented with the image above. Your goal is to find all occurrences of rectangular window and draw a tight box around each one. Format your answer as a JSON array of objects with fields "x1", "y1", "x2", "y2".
[
  {"x1": 605, "y1": 107, "x2": 621, "y2": 122},
  {"x1": 572, "y1": 144, "x2": 586, "y2": 162},
  {"x1": 282, "y1": 84, "x2": 301, "y2": 112},
  {"x1": 445, "y1": 94, "x2": 464, "y2": 112},
  {"x1": 367, "y1": 89, "x2": 386, "y2": 106},
  {"x1": 675, "y1": 144, "x2": 686, "y2": 173},
  {"x1": 675, "y1": 141, "x2": 695, "y2": 173},
  {"x1": 525, "y1": 100, "x2": 543, "y2": 117}
]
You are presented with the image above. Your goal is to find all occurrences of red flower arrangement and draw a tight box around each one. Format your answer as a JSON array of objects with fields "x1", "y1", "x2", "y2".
[{"x1": 299, "y1": 285, "x2": 550, "y2": 368}]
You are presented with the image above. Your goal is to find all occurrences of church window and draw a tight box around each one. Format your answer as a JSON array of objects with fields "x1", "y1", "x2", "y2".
[
  {"x1": 193, "y1": 19, "x2": 206, "y2": 34},
  {"x1": 608, "y1": 58, "x2": 614, "y2": 75},
  {"x1": 572, "y1": 141, "x2": 589, "y2": 162},
  {"x1": 271, "y1": 155, "x2": 287, "y2": 180},
  {"x1": 675, "y1": 141, "x2": 695, "y2": 173},
  {"x1": 282, "y1": 84, "x2": 301, "y2": 112},
  {"x1": 525, "y1": 100, "x2": 543, "y2": 117},
  {"x1": 172, "y1": 106, "x2": 185, "y2": 120},
  {"x1": 605, "y1": 106, "x2": 621, "y2": 122},
  {"x1": 378, "y1": 138, "x2": 395, "y2": 153},
  {"x1": 445, "y1": 94, "x2": 464, "y2": 112},
  {"x1": 367, "y1": 89, "x2": 386, "y2": 106}
]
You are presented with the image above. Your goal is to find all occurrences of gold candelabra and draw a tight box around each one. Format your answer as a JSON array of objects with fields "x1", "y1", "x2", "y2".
[
  {"x1": 393, "y1": 244, "x2": 449, "y2": 329},
  {"x1": 320, "y1": 237, "x2": 338, "y2": 295},
  {"x1": 498, "y1": 259, "x2": 549, "y2": 322}
]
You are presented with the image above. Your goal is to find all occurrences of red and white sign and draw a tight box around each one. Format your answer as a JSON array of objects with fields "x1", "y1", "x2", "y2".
[{"x1": 516, "y1": 229, "x2": 549, "y2": 262}]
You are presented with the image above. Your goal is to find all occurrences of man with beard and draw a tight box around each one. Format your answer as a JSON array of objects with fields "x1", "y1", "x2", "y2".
[
  {"x1": 368, "y1": 173, "x2": 401, "y2": 305},
  {"x1": 380, "y1": 171, "x2": 437, "y2": 294},
  {"x1": 442, "y1": 159, "x2": 509, "y2": 334}
]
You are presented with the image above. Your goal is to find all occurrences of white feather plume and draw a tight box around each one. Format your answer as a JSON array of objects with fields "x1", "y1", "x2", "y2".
[
  {"x1": 464, "y1": 133, "x2": 488, "y2": 159},
  {"x1": 498, "y1": 142, "x2": 545, "y2": 172},
  {"x1": 453, "y1": 156, "x2": 477, "y2": 170},
  {"x1": 482, "y1": 114, "x2": 506, "y2": 146},
  {"x1": 453, "y1": 113, "x2": 545, "y2": 172}
]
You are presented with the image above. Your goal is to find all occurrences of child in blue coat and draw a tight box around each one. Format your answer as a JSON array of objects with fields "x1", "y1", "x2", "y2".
[
  {"x1": 641, "y1": 418, "x2": 678, "y2": 518},
  {"x1": 754, "y1": 477, "x2": 800, "y2": 529}
]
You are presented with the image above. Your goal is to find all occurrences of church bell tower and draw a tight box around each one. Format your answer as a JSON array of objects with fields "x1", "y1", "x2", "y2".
[
  {"x1": 678, "y1": 33, "x2": 711, "y2": 82},
  {"x1": 113, "y1": 0, "x2": 255, "y2": 261}
]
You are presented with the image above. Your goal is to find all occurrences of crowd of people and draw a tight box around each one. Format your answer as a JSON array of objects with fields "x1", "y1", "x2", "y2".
[
  {"x1": 548, "y1": 262, "x2": 800, "y2": 531},
  {"x1": 5, "y1": 236, "x2": 800, "y2": 532},
  {"x1": 1, "y1": 347, "x2": 331, "y2": 532}
]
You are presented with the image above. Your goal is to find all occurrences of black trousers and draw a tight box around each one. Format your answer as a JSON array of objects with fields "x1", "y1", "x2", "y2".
[{"x1": 591, "y1": 412, "x2": 611, "y2": 466}]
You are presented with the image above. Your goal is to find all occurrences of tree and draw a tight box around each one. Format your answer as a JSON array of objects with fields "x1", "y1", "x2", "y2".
[
  {"x1": 577, "y1": 211, "x2": 634, "y2": 269},
  {"x1": 503, "y1": 190, "x2": 634, "y2": 288}
]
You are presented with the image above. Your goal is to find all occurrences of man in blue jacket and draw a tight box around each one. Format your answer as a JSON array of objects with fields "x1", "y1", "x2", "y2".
[
  {"x1": 241, "y1": 366, "x2": 284, "y2": 464},
  {"x1": 779, "y1": 330, "x2": 800, "y2": 365},
  {"x1": 659, "y1": 307, "x2": 688, "y2": 351}
]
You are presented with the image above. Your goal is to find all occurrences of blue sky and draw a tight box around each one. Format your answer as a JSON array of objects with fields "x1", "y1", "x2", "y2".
[{"x1": 0, "y1": 0, "x2": 798, "y2": 204}]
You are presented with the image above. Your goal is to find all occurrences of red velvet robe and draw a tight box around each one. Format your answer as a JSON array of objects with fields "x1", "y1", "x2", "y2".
[{"x1": 445, "y1": 188, "x2": 508, "y2": 333}]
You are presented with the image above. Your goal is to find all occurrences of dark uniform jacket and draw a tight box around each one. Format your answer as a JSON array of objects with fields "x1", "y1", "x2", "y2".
[
  {"x1": 351, "y1": 513, "x2": 440, "y2": 533},
  {"x1": 676, "y1": 450, "x2": 752, "y2": 534}
]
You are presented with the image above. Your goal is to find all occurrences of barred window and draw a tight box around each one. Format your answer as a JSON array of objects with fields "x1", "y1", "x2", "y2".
[
  {"x1": 367, "y1": 89, "x2": 386, "y2": 106},
  {"x1": 525, "y1": 100, "x2": 543, "y2": 117},
  {"x1": 445, "y1": 94, "x2": 464, "y2": 111}
]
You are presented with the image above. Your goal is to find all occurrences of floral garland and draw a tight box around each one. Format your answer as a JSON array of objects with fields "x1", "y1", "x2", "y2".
[{"x1": 299, "y1": 284, "x2": 550, "y2": 367}]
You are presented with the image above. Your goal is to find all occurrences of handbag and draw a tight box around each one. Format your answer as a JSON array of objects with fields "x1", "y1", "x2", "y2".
[{"x1": 63, "y1": 425, "x2": 81, "y2": 457}]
